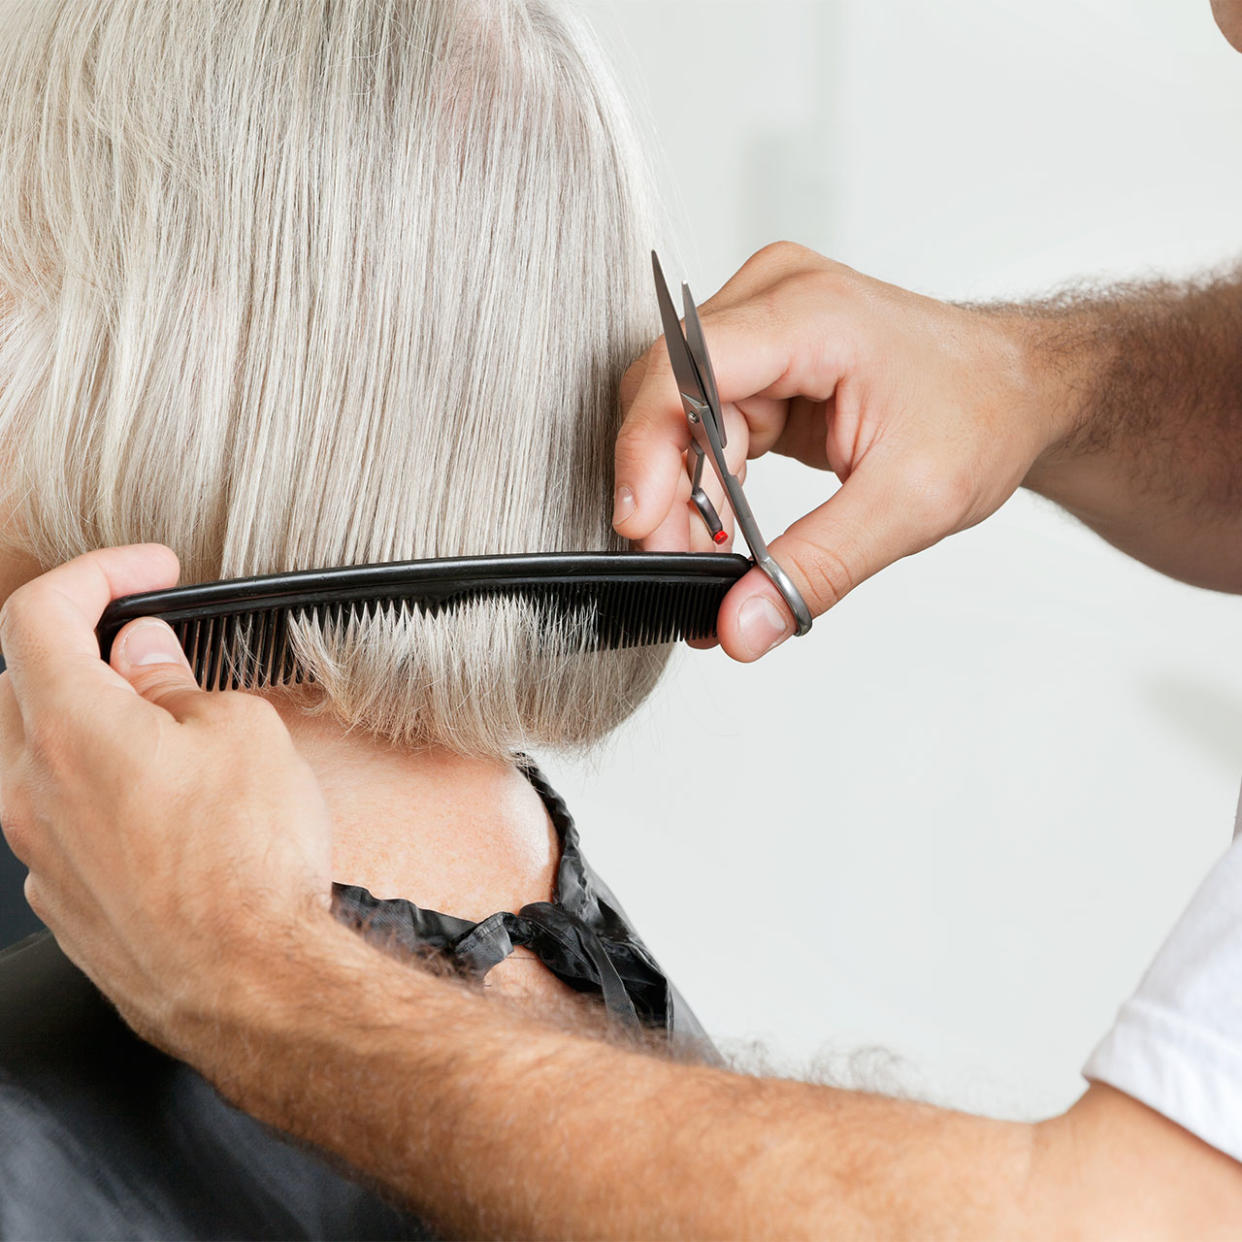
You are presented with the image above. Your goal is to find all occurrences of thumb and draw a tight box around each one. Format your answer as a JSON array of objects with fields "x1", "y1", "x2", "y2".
[
  {"x1": 110, "y1": 617, "x2": 206, "y2": 717},
  {"x1": 717, "y1": 458, "x2": 945, "y2": 661}
]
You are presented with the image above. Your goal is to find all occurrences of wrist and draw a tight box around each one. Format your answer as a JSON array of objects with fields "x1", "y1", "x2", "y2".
[
  {"x1": 155, "y1": 896, "x2": 347, "y2": 1077},
  {"x1": 983, "y1": 306, "x2": 1109, "y2": 483}
]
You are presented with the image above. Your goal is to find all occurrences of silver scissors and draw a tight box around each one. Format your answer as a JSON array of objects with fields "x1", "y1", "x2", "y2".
[{"x1": 651, "y1": 251, "x2": 812, "y2": 637}]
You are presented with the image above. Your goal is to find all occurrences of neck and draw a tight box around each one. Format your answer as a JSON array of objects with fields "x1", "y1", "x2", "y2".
[{"x1": 265, "y1": 693, "x2": 560, "y2": 922}]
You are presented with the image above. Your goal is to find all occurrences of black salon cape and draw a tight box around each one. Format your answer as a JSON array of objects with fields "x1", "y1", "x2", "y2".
[{"x1": 0, "y1": 762, "x2": 711, "y2": 1241}]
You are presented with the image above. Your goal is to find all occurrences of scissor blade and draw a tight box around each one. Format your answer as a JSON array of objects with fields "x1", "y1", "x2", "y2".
[
  {"x1": 651, "y1": 251, "x2": 709, "y2": 418},
  {"x1": 680, "y1": 285, "x2": 727, "y2": 450}
]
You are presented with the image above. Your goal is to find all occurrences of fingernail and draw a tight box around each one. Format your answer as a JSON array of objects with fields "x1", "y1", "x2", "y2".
[
  {"x1": 737, "y1": 595, "x2": 792, "y2": 659},
  {"x1": 612, "y1": 485, "x2": 636, "y2": 527},
  {"x1": 119, "y1": 619, "x2": 188, "y2": 668}
]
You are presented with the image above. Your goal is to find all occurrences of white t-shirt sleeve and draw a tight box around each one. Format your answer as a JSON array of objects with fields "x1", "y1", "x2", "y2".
[{"x1": 1083, "y1": 792, "x2": 1242, "y2": 1161}]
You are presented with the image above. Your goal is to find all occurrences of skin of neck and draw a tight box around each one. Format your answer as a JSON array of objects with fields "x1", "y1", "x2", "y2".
[{"x1": 264, "y1": 691, "x2": 560, "y2": 921}]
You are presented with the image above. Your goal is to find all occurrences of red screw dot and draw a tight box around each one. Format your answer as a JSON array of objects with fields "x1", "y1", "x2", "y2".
[{"x1": 713, "y1": 530, "x2": 728, "y2": 545}]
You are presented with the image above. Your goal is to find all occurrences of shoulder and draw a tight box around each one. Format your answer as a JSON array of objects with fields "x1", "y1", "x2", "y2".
[
  {"x1": 0, "y1": 934, "x2": 183, "y2": 1238},
  {"x1": 0, "y1": 1067, "x2": 149, "y2": 1240},
  {"x1": 0, "y1": 931, "x2": 163, "y2": 1084},
  {"x1": 0, "y1": 933, "x2": 433, "y2": 1241}
]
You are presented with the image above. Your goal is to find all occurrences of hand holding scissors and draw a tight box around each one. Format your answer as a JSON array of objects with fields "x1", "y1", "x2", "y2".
[{"x1": 616, "y1": 242, "x2": 1065, "y2": 661}]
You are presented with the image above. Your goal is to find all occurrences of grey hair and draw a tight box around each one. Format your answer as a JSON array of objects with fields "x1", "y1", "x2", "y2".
[{"x1": 0, "y1": 0, "x2": 670, "y2": 757}]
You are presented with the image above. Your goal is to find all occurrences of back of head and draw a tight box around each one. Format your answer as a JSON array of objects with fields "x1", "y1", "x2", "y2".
[{"x1": 0, "y1": 0, "x2": 669, "y2": 757}]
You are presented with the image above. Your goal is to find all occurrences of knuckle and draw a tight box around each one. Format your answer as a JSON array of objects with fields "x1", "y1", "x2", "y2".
[
  {"x1": 784, "y1": 536, "x2": 857, "y2": 612},
  {"x1": 614, "y1": 437, "x2": 661, "y2": 494},
  {"x1": 2, "y1": 812, "x2": 30, "y2": 865},
  {"x1": 0, "y1": 589, "x2": 33, "y2": 648},
  {"x1": 619, "y1": 353, "x2": 648, "y2": 410},
  {"x1": 615, "y1": 385, "x2": 686, "y2": 468},
  {"x1": 622, "y1": 348, "x2": 674, "y2": 417},
  {"x1": 23, "y1": 873, "x2": 44, "y2": 921},
  {"x1": 751, "y1": 239, "x2": 820, "y2": 272},
  {"x1": 773, "y1": 265, "x2": 854, "y2": 314},
  {"x1": 216, "y1": 690, "x2": 279, "y2": 732},
  {"x1": 127, "y1": 666, "x2": 192, "y2": 702},
  {"x1": 0, "y1": 755, "x2": 28, "y2": 826},
  {"x1": 744, "y1": 274, "x2": 832, "y2": 346},
  {"x1": 613, "y1": 417, "x2": 645, "y2": 464}
]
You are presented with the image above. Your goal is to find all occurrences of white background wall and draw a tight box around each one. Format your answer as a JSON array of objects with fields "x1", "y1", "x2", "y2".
[{"x1": 544, "y1": 0, "x2": 1242, "y2": 1118}]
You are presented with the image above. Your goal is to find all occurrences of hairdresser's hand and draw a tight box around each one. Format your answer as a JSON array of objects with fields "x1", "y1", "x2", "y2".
[
  {"x1": 0, "y1": 545, "x2": 332, "y2": 1049},
  {"x1": 614, "y1": 241, "x2": 1072, "y2": 661}
]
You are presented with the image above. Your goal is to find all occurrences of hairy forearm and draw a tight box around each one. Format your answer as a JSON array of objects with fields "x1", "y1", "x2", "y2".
[
  {"x1": 1009, "y1": 270, "x2": 1242, "y2": 589},
  {"x1": 164, "y1": 914, "x2": 1037, "y2": 1241}
]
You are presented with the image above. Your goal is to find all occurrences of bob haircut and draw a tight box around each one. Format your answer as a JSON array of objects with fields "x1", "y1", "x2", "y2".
[{"x1": 0, "y1": 0, "x2": 670, "y2": 758}]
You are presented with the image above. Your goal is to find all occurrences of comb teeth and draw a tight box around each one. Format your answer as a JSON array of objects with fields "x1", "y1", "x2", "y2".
[
  {"x1": 168, "y1": 578, "x2": 729, "y2": 691},
  {"x1": 575, "y1": 578, "x2": 723, "y2": 648}
]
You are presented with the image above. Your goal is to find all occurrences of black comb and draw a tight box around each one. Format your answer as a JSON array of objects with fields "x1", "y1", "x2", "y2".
[{"x1": 95, "y1": 552, "x2": 750, "y2": 691}]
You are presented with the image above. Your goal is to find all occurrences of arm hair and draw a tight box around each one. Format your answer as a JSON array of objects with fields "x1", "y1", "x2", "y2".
[{"x1": 1006, "y1": 269, "x2": 1242, "y2": 589}]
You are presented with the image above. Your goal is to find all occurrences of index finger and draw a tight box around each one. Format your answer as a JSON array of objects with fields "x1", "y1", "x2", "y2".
[
  {"x1": 0, "y1": 544, "x2": 181, "y2": 717},
  {"x1": 614, "y1": 298, "x2": 843, "y2": 542}
]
